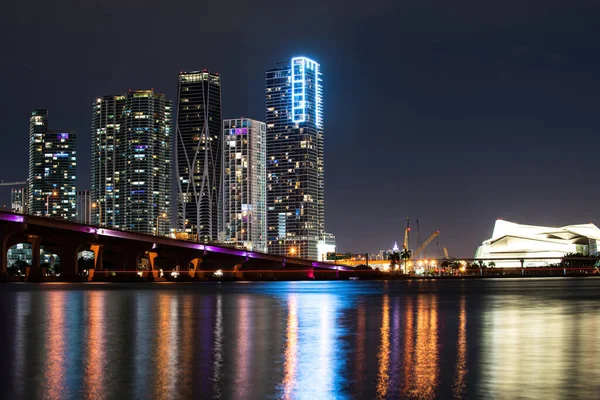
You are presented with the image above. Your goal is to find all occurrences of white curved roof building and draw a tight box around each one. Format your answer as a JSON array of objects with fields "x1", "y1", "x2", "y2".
[{"x1": 475, "y1": 220, "x2": 600, "y2": 267}]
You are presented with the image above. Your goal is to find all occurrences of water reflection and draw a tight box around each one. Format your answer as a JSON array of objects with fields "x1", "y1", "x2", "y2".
[
  {"x1": 453, "y1": 296, "x2": 468, "y2": 399},
  {"x1": 480, "y1": 294, "x2": 600, "y2": 398},
  {"x1": 402, "y1": 296, "x2": 415, "y2": 394},
  {"x1": 234, "y1": 295, "x2": 253, "y2": 398},
  {"x1": 354, "y1": 300, "x2": 367, "y2": 393},
  {"x1": 13, "y1": 291, "x2": 31, "y2": 399},
  {"x1": 180, "y1": 295, "x2": 194, "y2": 395},
  {"x1": 84, "y1": 291, "x2": 106, "y2": 399},
  {"x1": 1, "y1": 280, "x2": 599, "y2": 399},
  {"x1": 155, "y1": 293, "x2": 179, "y2": 399},
  {"x1": 279, "y1": 291, "x2": 345, "y2": 399},
  {"x1": 282, "y1": 295, "x2": 298, "y2": 399},
  {"x1": 376, "y1": 295, "x2": 390, "y2": 398},
  {"x1": 43, "y1": 291, "x2": 66, "y2": 400},
  {"x1": 212, "y1": 294, "x2": 224, "y2": 398},
  {"x1": 403, "y1": 294, "x2": 439, "y2": 399}
]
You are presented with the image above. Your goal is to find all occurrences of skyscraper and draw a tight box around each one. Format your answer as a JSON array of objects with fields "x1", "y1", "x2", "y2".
[
  {"x1": 27, "y1": 109, "x2": 77, "y2": 220},
  {"x1": 76, "y1": 190, "x2": 91, "y2": 224},
  {"x1": 176, "y1": 70, "x2": 222, "y2": 242},
  {"x1": 91, "y1": 90, "x2": 172, "y2": 235},
  {"x1": 221, "y1": 118, "x2": 267, "y2": 252},
  {"x1": 11, "y1": 188, "x2": 26, "y2": 214},
  {"x1": 266, "y1": 57, "x2": 325, "y2": 259}
]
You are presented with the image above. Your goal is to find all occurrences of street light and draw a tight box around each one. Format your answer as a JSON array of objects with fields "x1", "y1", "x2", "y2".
[
  {"x1": 289, "y1": 246, "x2": 297, "y2": 257},
  {"x1": 156, "y1": 212, "x2": 167, "y2": 236},
  {"x1": 91, "y1": 202, "x2": 102, "y2": 226},
  {"x1": 46, "y1": 191, "x2": 57, "y2": 217}
]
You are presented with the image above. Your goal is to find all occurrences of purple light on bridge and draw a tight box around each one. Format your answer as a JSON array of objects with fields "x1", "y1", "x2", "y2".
[
  {"x1": 0, "y1": 214, "x2": 25, "y2": 223},
  {"x1": 204, "y1": 245, "x2": 247, "y2": 257}
]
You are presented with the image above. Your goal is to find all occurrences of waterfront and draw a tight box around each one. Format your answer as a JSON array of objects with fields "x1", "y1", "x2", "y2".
[{"x1": 1, "y1": 279, "x2": 599, "y2": 399}]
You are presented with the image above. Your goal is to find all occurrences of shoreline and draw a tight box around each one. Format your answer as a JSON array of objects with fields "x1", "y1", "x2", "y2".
[{"x1": 1, "y1": 271, "x2": 598, "y2": 284}]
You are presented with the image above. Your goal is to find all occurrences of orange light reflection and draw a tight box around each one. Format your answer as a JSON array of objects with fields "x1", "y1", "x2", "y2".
[
  {"x1": 43, "y1": 292, "x2": 66, "y2": 399},
  {"x1": 453, "y1": 296, "x2": 468, "y2": 398},
  {"x1": 155, "y1": 293, "x2": 179, "y2": 398},
  {"x1": 404, "y1": 295, "x2": 439, "y2": 399},
  {"x1": 84, "y1": 291, "x2": 106, "y2": 399},
  {"x1": 376, "y1": 295, "x2": 390, "y2": 397}
]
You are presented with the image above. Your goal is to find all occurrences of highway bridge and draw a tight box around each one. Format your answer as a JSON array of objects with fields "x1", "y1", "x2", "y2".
[{"x1": 0, "y1": 211, "x2": 357, "y2": 282}]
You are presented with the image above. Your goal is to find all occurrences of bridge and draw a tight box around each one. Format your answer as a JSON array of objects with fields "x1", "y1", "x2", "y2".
[{"x1": 0, "y1": 211, "x2": 358, "y2": 282}]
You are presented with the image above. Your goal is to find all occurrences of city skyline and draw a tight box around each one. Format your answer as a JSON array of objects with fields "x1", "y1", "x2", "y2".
[{"x1": 2, "y1": 1, "x2": 600, "y2": 257}]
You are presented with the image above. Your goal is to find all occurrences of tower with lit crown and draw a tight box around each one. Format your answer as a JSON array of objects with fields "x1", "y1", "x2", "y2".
[{"x1": 266, "y1": 57, "x2": 326, "y2": 259}]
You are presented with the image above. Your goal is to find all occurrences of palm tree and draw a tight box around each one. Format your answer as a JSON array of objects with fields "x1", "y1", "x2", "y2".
[
  {"x1": 388, "y1": 252, "x2": 400, "y2": 273},
  {"x1": 400, "y1": 248, "x2": 411, "y2": 274}
]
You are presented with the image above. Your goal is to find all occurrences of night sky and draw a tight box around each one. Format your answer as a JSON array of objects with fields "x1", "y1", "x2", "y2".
[{"x1": 2, "y1": 1, "x2": 599, "y2": 257}]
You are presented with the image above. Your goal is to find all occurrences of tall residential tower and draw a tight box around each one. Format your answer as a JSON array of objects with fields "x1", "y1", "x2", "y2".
[
  {"x1": 176, "y1": 70, "x2": 222, "y2": 242},
  {"x1": 91, "y1": 90, "x2": 172, "y2": 235},
  {"x1": 221, "y1": 118, "x2": 267, "y2": 252},
  {"x1": 266, "y1": 57, "x2": 325, "y2": 259},
  {"x1": 27, "y1": 109, "x2": 77, "y2": 220}
]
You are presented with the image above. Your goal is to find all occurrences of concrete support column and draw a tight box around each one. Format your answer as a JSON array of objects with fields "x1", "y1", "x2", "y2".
[
  {"x1": 233, "y1": 263, "x2": 244, "y2": 280},
  {"x1": 59, "y1": 242, "x2": 82, "y2": 281},
  {"x1": 121, "y1": 253, "x2": 141, "y2": 277},
  {"x1": 0, "y1": 237, "x2": 10, "y2": 277},
  {"x1": 26, "y1": 236, "x2": 42, "y2": 281},
  {"x1": 0, "y1": 223, "x2": 26, "y2": 277},
  {"x1": 189, "y1": 258, "x2": 202, "y2": 279},
  {"x1": 147, "y1": 251, "x2": 159, "y2": 280},
  {"x1": 90, "y1": 244, "x2": 104, "y2": 270}
]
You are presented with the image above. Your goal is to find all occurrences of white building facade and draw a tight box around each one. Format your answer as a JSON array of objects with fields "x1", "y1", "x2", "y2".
[{"x1": 476, "y1": 219, "x2": 600, "y2": 267}]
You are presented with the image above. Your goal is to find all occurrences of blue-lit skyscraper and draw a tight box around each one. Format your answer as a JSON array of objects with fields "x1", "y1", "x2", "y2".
[{"x1": 266, "y1": 57, "x2": 325, "y2": 259}]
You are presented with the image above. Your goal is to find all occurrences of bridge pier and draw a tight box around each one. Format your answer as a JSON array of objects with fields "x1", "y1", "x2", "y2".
[
  {"x1": 233, "y1": 263, "x2": 244, "y2": 279},
  {"x1": 26, "y1": 236, "x2": 42, "y2": 282},
  {"x1": 0, "y1": 222, "x2": 27, "y2": 278},
  {"x1": 145, "y1": 251, "x2": 160, "y2": 280},
  {"x1": 57, "y1": 242, "x2": 86, "y2": 282},
  {"x1": 188, "y1": 258, "x2": 202, "y2": 279}
]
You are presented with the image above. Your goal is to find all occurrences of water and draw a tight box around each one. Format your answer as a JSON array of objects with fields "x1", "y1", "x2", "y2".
[{"x1": 1, "y1": 279, "x2": 599, "y2": 399}]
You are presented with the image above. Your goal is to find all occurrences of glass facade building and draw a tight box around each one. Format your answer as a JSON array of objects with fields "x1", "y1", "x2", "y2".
[
  {"x1": 221, "y1": 118, "x2": 267, "y2": 252},
  {"x1": 11, "y1": 188, "x2": 26, "y2": 214},
  {"x1": 176, "y1": 70, "x2": 222, "y2": 243},
  {"x1": 266, "y1": 57, "x2": 325, "y2": 259},
  {"x1": 27, "y1": 109, "x2": 77, "y2": 220},
  {"x1": 91, "y1": 90, "x2": 172, "y2": 235},
  {"x1": 76, "y1": 189, "x2": 91, "y2": 224}
]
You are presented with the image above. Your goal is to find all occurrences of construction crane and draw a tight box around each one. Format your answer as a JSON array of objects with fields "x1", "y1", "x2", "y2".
[
  {"x1": 443, "y1": 247, "x2": 450, "y2": 259},
  {"x1": 413, "y1": 231, "x2": 440, "y2": 259},
  {"x1": 416, "y1": 219, "x2": 422, "y2": 251},
  {"x1": 403, "y1": 217, "x2": 410, "y2": 251},
  {"x1": 0, "y1": 180, "x2": 26, "y2": 187}
]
